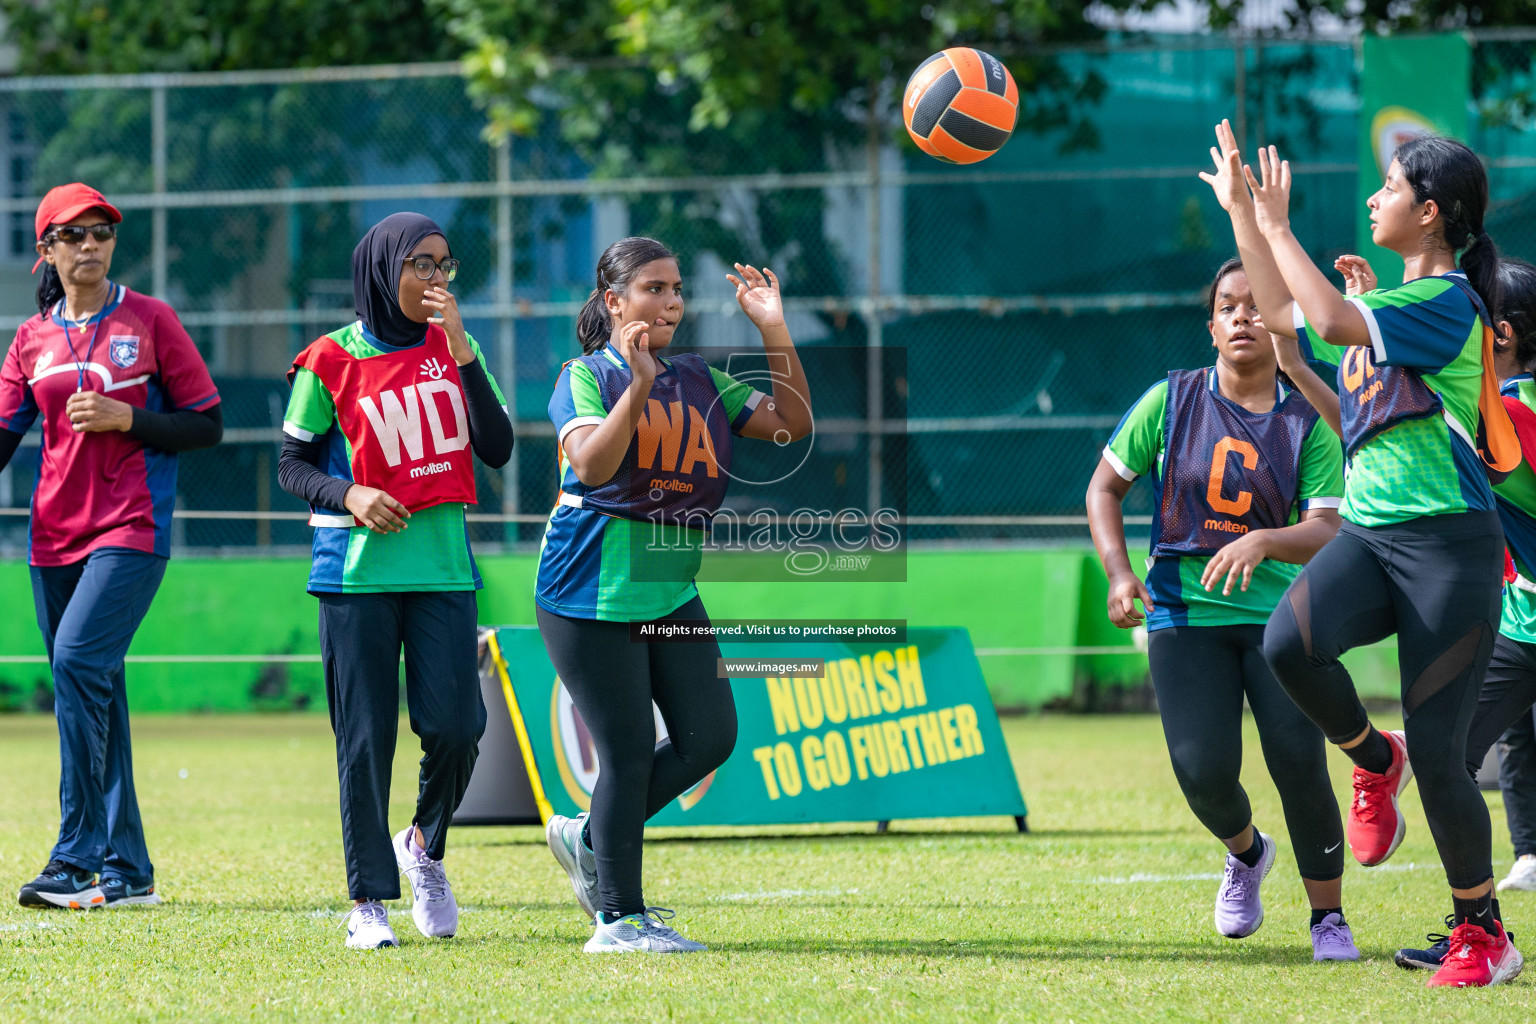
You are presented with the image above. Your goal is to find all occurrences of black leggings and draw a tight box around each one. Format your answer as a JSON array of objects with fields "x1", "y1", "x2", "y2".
[
  {"x1": 1148, "y1": 624, "x2": 1344, "y2": 880},
  {"x1": 1467, "y1": 632, "x2": 1536, "y2": 778},
  {"x1": 536, "y1": 595, "x2": 737, "y2": 918},
  {"x1": 1263, "y1": 511, "x2": 1504, "y2": 890}
]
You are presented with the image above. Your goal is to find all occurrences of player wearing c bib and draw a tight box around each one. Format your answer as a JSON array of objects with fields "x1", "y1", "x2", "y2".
[
  {"x1": 1087, "y1": 260, "x2": 1353, "y2": 959},
  {"x1": 538, "y1": 237, "x2": 812, "y2": 954},
  {"x1": 4, "y1": 184, "x2": 222, "y2": 912},
  {"x1": 277, "y1": 213, "x2": 513, "y2": 950},
  {"x1": 1204, "y1": 122, "x2": 1522, "y2": 986}
]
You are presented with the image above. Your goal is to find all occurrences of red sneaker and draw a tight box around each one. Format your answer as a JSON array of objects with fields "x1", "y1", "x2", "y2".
[
  {"x1": 1426, "y1": 920, "x2": 1524, "y2": 987},
  {"x1": 1346, "y1": 729, "x2": 1412, "y2": 866}
]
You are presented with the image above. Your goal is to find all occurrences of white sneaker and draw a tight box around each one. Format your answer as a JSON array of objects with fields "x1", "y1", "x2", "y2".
[
  {"x1": 584, "y1": 907, "x2": 706, "y2": 953},
  {"x1": 1497, "y1": 854, "x2": 1536, "y2": 892},
  {"x1": 546, "y1": 812, "x2": 599, "y2": 920},
  {"x1": 344, "y1": 900, "x2": 398, "y2": 949},
  {"x1": 392, "y1": 827, "x2": 458, "y2": 938}
]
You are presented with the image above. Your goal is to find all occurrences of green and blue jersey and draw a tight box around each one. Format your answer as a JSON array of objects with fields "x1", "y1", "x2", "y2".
[
  {"x1": 1104, "y1": 369, "x2": 1344, "y2": 631},
  {"x1": 1497, "y1": 374, "x2": 1536, "y2": 645}
]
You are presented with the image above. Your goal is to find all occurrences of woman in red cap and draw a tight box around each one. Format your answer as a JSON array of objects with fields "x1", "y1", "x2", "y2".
[{"x1": 0, "y1": 183, "x2": 222, "y2": 910}]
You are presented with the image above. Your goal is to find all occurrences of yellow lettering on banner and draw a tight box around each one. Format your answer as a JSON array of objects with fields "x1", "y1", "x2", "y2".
[
  {"x1": 752, "y1": 745, "x2": 781, "y2": 799},
  {"x1": 896, "y1": 646, "x2": 927, "y2": 707},
  {"x1": 766, "y1": 678, "x2": 799, "y2": 736},
  {"x1": 839, "y1": 658, "x2": 870, "y2": 718},
  {"x1": 793, "y1": 677, "x2": 824, "y2": 730},
  {"x1": 900, "y1": 715, "x2": 926, "y2": 769},
  {"x1": 824, "y1": 730, "x2": 852, "y2": 786},
  {"x1": 801, "y1": 735, "x2": 830, "y2": 790},
  {"x1": 850, "y1": 726, "x2": 871, "y2": 781},
  {"x1": 939, "y1": 708, "x2": 964, "y2": 761},
  {"x1": 774, "y1": 742, "x2": 803, "y2": 797},
  {"x1": 956, "y1": 703, "x2": 985, "y2": 757},
  {"x1": 866, "y1": 723, "x2": 889, "y2": 777},
  {"x1": 882, "y1": 721, "x2": 911, "y2": 773},
  {"x1": 819, "y1": 671, "x2": 848, "y2": 723},
  {"x1": 858, "y1": 656, "x2": 881, "y2": 715},
  {"x1": 919, "y1": 712, "x2": 947, "y2": 765},
  {"x1": 873, "y1": 650, "x2": 901, "y2": 713}
]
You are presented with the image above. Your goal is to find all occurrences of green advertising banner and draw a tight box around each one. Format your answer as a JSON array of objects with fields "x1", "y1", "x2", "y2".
[
  {"x1": 488, "y1": 626, "x2": 1027, "y2": 828},
  {"x1": 1356, "y1": 33, "x2": 1471, "y2": 289}
]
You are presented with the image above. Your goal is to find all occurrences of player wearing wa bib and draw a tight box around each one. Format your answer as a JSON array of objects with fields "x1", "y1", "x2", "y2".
[
  {"x1": 1089, "y1": 260, "x2": 1352, "y2": 959},
  {"x1": 1207, "y1": 125, "x2": 1521, "y2": 984},
  {"x1": 278, "y1": 214, "x2": 512, "y2": 950},
  {"x1": 537, "y1": 237, "x2": 812, "y2": 954},
  {"x1": 1, "y1": 185, "x2": 222, "y2": 913}
]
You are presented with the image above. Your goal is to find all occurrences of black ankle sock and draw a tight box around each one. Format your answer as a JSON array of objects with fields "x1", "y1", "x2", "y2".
[
  {"x1": 1310, "y1": 907, "x2": 1345, "y2": 928},
  {"x1": 1452, "y1": 893, "x2": 1496, "y2": 930},
  {"x1": 1493, "y1": 898, "x2": 1503, "y2": 925},
  {"x1": 1233, "y1": 832, "x2": 1264, "y2": 868},
  {"x1": 599, "y1": 909, "x2": 644, "y2": 925},
  {"x1": 1344, "y1": 728, "x2": 1393, "y2": 775}
]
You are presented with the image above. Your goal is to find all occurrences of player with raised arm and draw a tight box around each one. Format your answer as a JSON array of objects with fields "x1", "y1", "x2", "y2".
[
  {"x1": 538, "y1": 236, "x2": 811, "y2": 953},
  {"x1": 1202, "y1": 120, "x2": 1523, "y2": 987}
]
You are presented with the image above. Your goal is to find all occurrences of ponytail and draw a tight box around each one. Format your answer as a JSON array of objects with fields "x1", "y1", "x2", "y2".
[
  {"x1": 576, "y1": 287, "x2": 612, "y2": 355},
  {"x1": 35, "y1": 262, "x2": 63, "y2": 315},
  {"x1": 576, "y1": 236, "x2": 678, "y2": 356},
  {"x1": 1461, "y1": 230, "x2": 1503, "y2": 329}
]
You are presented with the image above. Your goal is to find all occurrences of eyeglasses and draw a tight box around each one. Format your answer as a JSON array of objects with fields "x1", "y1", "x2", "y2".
[
  {"x1": 403, "y1": 255, "x2": 459, "y2": 282},
  {"x1": 46, "y1": 224, "x2": 117, "y2": 245}
]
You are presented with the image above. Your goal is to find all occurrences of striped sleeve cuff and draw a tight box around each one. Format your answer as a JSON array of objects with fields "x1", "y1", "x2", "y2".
[
  {"x1": 557, "y1": 416, "x2": 606, "y2": 447},
  {"x1": 1346, "y1": 296, "x2": 1387, "y2": 363},
  {"x1": 180, "y1": 390, "x2": 221, "y2": 412},
  {"x1": 283, "y1": 420, "x2": 318, "y2": 442},
  {"x1": 1300, "y1": 496, "x2": 1342, "y2": 510},
  {"x1": 1102, "y1": 445, "x2": 1137, "y2": 481}
]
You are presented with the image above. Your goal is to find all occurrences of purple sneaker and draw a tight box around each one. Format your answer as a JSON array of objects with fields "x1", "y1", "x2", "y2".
[
  {"x1": 1311, "y1": 913, "x2": 1360, "y2": 961},
  {"x1": 1214, "y1": 831, "x2": 1275, "y2": 938}
]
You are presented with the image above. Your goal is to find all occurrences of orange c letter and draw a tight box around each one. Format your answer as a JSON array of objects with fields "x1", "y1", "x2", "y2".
[{"x1": 1207, "y1": 436, "x2": 1258, "y2": 516}]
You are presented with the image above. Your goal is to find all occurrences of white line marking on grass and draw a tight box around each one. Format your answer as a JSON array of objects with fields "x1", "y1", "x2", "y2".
[
  {"x1": 0, "y1": 920, "x2": 56, "y2": 931},
  {"x1": 714, "y1": 888, "x2": 859, "y2": 901},
  {"x1": 1082, "y1": 873, "x2": 1222, "y2": 884}
]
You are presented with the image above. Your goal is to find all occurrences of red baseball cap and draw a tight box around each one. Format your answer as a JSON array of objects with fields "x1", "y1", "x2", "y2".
[{"x1": 32, "y1": 183, "x2": 122, "y2": 272}]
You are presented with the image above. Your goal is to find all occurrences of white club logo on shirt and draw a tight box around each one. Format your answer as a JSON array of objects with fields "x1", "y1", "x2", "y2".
[
  {"x1": 420, "y1": 357, "x2": 447, "y2": 381},
  {"x1": 33, "y1": 350, "x2": 54, "y2": 374}
]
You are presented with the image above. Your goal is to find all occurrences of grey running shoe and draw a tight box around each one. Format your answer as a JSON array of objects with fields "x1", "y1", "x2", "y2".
[
  {"x1": 546, "y1": 812, "x2": 599, "y2": 920},
  {"x1": 1214, "y1": 832, "x2": 1275, "y2": 938},
  {"x1": 344, "y1": 900, "x2": 398, "y2": 949},
  {"x1": 584, "y1": 907, "x2": 706, "y2": 953},
  {"x1": 392, "y1": 827, "x2": 457, "y2": 938}
]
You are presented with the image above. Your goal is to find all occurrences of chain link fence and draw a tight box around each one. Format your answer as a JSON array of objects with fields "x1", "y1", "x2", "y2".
[{"x1": 0, "y1": 36, "x2": 1530, "y2": 555}]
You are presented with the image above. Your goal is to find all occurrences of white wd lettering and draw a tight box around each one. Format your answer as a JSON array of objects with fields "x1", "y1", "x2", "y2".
[
  {"x1": 418, "y1": 379, "x2": 469, "y2": 456},
  {"x1": 358, "y1": 386, "x2": 425, "y2": 467}
]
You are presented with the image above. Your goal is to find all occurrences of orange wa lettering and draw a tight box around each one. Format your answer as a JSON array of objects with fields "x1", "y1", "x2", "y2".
[{"x1": 636, "y1": 399, "x2": 719, "y2": 477}]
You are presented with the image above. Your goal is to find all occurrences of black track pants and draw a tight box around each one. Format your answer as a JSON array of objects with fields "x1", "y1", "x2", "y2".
[
  {"x1": 1262, "y1": 512, "x2": 1503, "y2": 890},
  {"x1": 536, "y1": 595, "x2": 737, "y2": 918},
  {"x1": 1148, "y1": 624, "x2": 1344, "y2": 880}
]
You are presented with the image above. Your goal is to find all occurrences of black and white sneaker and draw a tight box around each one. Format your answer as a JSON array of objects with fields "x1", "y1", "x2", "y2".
[
  {"x1": 100, "y1": 877, "x2": 162, "y2": 907},
  {"x1": 17, "y1": 860, "x2": 104, "y2": 909}
]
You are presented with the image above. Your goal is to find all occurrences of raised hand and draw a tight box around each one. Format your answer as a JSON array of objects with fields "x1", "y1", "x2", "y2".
[
  {"x1": 1243, "y1": 145, "x2": 1293, "y2": 238},
  {"x1": 1197, "y1": 119, "x2": 1251, "y2": 213},
  {"x1": 727, "y1": 264, "x2": 784, "y2": 330},
  {"x1": 422, "y1": 285, "x2": 473, "y2": 365},
  {"x1": 1334, "y1": 255, "x2": 1378, "y2": 296},
  {"x1": 617, "y1": 319, "x2": 660, "y2": 388}
]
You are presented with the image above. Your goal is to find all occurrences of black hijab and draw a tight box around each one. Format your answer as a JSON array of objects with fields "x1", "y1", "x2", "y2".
[{"x1": 352, "y1": 212, "x2": 447, "y2": 347}]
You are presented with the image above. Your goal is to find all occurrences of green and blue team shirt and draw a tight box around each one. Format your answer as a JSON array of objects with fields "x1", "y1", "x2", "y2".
[
  {"x1": 1104, "y1": 370, "x2": 1344, "y2": 631},
  {"x1": 1294, "y1": 272, "x2": 1492, "y2": 527},
  {"x1": 1496, "y1": 374, "x2": 1536, "y2": 644},
  {"x1": 283, "y1": 321, "x2": 505, "y2": 593},
  {"x1": 536, "y1": 345, "x2": 762, "y2": 621}
]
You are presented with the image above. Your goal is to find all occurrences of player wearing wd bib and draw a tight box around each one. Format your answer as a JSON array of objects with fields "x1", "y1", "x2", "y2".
[
  {"x1": 538, "y1": 237, "x2": 812, "y2": 954},
  {"x1": 1089, "y1": 260, "x2": 1353, "y2": 959},
  {"x1": 278, "y1": 214, "x2": 512, "y2": 951},
  {"x1": 2, "y1": 184, "x2": 222, "y2": 913},
  {"x1": 1207, "y1": 123, "x2": 1521, "y2": 985}
]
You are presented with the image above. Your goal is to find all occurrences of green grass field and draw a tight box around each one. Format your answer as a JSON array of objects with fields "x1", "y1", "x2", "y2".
[{"x1": 0, "y1": 712, "x2": 1531, "y2": 1022}]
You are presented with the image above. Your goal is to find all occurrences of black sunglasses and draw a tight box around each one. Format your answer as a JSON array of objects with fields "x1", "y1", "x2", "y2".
[
  {"x1": 47, "y1": 224, "x2": 117, "y2": 245},
  {"x1": 403, "y1": 255, "x2": 459, "y2": 282}
]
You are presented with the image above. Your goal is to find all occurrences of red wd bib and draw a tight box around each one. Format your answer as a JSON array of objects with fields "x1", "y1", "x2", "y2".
[{"x1": 293, "y1": 323, "x2": 478, "y2": 517}]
